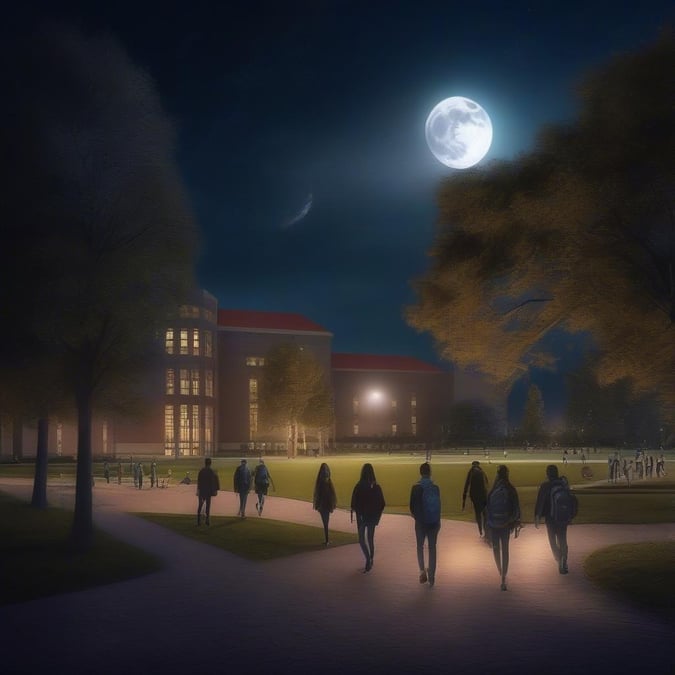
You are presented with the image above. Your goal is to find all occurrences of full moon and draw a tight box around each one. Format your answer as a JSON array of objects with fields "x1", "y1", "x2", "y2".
[{"x1": 425, "y1": 96, "x2": 493, "y2": 169}]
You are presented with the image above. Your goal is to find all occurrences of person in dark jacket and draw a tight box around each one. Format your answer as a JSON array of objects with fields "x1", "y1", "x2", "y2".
[
  {"x1": 252, "y1": 459, "x2": 274, "y2": 516},
  {"x1": 233, "y1": 459, "x2": 252, "y2": 518},
  {"x1": 313, "y1": 463, "x2": 337, "y2": 545},
  {"x1": 462, "y1": 460, "x2": 489, "y2": 538},
  {"x1": 197, "y1": 457, "x2": 220, "y2": 526},
  {"x1": 409, "y1": 462, "x2": 441, "y2": 586},
  {"x1": 486, "y1": 465, "x2": 521, "y2": 591},
  {"x1": 350, "y1": 463, "x2": 385, "y2": 572},
  {"x1": 535, "y1": 464, "x2": 569, "y2": 574}
]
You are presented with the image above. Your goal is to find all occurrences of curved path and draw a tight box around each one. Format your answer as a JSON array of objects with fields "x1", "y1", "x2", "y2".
[{"x1": 1, "y1": 479, "x2": 673, "y2": 675}]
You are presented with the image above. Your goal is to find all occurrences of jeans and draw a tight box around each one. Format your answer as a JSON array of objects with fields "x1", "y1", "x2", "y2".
[
  {"x1": 470, "y1": 498, "x2": 487, "y2": 535},
  {"x1": 356, "y1": 514, "x2": 376, "y2": 564},
  {"x1": 319, "y1": 509, "x2": 331, "y2": 542},
  {"x1": 238, "y1": 491, "x2": 249, "y2": 516},
  {"x1": 198, "y1": 495, "x2": 212, "y2": 523},
  {"x1": 415, "y1": 521, "x2": 440, "y2": 581},
  {"x1": 490, "y1": 526, "x2": 511, "y2": 581},
  {"x1": 545, "y1": 521, "x2": 568, "y2": 564}
]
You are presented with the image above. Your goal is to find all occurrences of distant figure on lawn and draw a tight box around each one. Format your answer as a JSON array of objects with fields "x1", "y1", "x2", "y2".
[
  {"x1": 313, "y1": 463, "x2": 337, "y2": 546},
  {"x1": 150, "y1": 461, "x2": 158, "y2": 488},
  {"x1": 103, "y1": 461, "x2": 110, "y2": 484},
  {"x1": 409, "y1": 462, "x2": 441, "y2": 587},
  {"x1": 233, "y1": 459, "x2": 252, "y2": 518},
  {"x1": 117, "y1": 461, "x2": 122, "y2": 485},
  {"x1": 132, "y1": 459, "x2": 138, "y2": 488},
  {"x1": 197, "y1": 457, "x2": 220, "y2": 526},
  {"x1": 486, "y1": 465, "x2": 521, "y2": 591},
  {"x1": 350, "y1": 463, "x2": 385, "y2": 572},
  {"x1": 462, "y1": 460, "x2": 489, "y2": 539},
  {"x1": 136, "y1": 462, "x2": 144, "y2": 489},
  {"x1": 534, "y1": 465, "x2": 578, "y2": 575},
  {"x1": 252, "y1": 459, "x2": 274, "y2": 516}
]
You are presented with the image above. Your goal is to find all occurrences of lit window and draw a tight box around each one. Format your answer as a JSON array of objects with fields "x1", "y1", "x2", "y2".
[
  {"x1": 102, "y1": 420, "x2": 108, "y2": 454},
  {"x1": 204, "y1": 331, "x2": 213, "y2": 358},
  {"x1": 392, "y1": 423, "x2": 397, "y2": 436},
  {"x1": 391, "y1": 400, "x2": 397, "y2": 408},
  {"x1": 191, "y1": 369, "x2": 200, "y2": 396},
  {"x1": 249, "y1": 378, "x2": 258, "y2": 401},
  {"x1": 164, "y1": 405, "x2": 175, "y2": 455},
  {"x1": 412, "y1": 421, "x2": 417, "y2": 436},
  {"x1": 180, "y1": 369, "x2": 189, "y2": 395},
  {"x1": 353, "y1": 424, "x2": 359, "y2": 436},
  {"x1": 203, "y1": 308, "x2": 216, "y2": 323},
  {"x1": 205, "y1": 406, "x2": 213, "y2": 453},
  {"x1": 205, "y1": 370, "x2": 213, "y2": 397},
  {"x1": 179, "y1": 404, "x2": 189, "y2": 455},
  {"x1": 246, "y1": 356, "x2": 265, "y2": 366},
  {"x1": 179, "y1": 305, "x2": 200, "y2": 318},
  {"x1": 56, "y1": 422, "x2": 63, "y2": 456},
  {"x1": 180, "y1": 329, "x2": 189, "y2": 355},
  {"x1": 192, "y1": 405, "x2": 200, "y2": 454},
  {"x1": 353, "y1": 397, "x2": 359, "y2": 414},
  {"x1": 249, "y1": 377, "x2": 259, "y2": 439},
  {"x1": 165, "y1": 329, "x2": 174, "y2": 355},
  {"x1": 192, "y1": 329, "x2": 200, "y2": 356},
  {"x1": 166, "y1": 368, "x2": 175, "y2": 395},
  {"x1": 411, "y1": 394, "x2": 417, "y2": 409}
]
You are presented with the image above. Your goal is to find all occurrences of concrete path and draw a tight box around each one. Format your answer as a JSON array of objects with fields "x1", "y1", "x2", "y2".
[{"x1": 0, "y1": 478, "x2": 673, "y2": 675}]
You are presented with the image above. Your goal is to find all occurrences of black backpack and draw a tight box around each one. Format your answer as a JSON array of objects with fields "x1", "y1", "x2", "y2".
[{"x1": 550, "y1": 478, "x2": 578, "y2": 525}]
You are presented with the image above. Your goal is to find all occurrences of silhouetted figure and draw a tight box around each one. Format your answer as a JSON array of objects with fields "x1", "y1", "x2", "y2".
[
  {"x1": 535, "y1": 465, "x2": 577, "y2": 574},
  {"x1": 197, "y1": 457, "x2": 220, "y2": 526},
  {"x1": 150, "y1": 461, "x2": 158, "y2": 488},
  {"x1": 103, "y1": 461, "x2": 110, "y2": 484},
  {"x1": 137, "y1": 462, "x2": 144, "y2": 489},
  {"x1": 410, "y1": 462, "x2": 441, "y2": 587},
  {"x1": 486, "y1": 465, "x2": 521, "y2": 591},
  {"x1": 313, "y1": 463, "x2": 337, "y2": 545},
  {"x1": 462, "y1": 460, "x2": 489, "y2": 538},
  {"x1": 350, "y1": 463, "x2": 385, "y2": 572},
  {"x1": 233, "y1": 459, "x2": 252, "y2": 518},
  {"x1": 179, "y1": 472, "x2": 191, "y2": 485},
  {"x1": 132, "y1": 459, "x2": 138, "y2": 488},
  {"x1": 117, "y1": 461, "x2": 122, "y2": 485},
  {"x1": 252, "y1": 459, "x2": 274, "y2": 515}
]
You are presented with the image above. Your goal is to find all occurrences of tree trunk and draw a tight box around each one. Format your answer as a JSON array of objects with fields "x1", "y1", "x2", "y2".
[
  {"x1": 71, "y1": 391, "x2": 94, "y2": 552},
  {"x1": 301, "y1": 426, "x2": 307, "y2": 456},
  {"x1": 31, "y1": 416, "x2": 49, "y2": 509},
  {"x1": 12, "y1": 414, "x2": 23, "y2": 461}
]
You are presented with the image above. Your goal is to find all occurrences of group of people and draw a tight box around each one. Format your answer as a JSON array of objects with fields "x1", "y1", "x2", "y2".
[
  {"x1": 195, "y1": 456, "x2": 579, "y2": 591},
  {"x1": 608, "y1": 451, "x2": 667, "y2": 484},
  {"x1": 101, "y1": 460, "x2": 160, "y2": 488}
]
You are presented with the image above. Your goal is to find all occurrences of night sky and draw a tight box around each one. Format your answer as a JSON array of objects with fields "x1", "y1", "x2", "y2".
[{"x1": 8, "y1": 1, "x2": 674, "y2": 422}]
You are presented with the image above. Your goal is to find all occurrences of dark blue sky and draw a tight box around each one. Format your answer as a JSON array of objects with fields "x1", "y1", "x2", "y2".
[{"x1": 10, "y1": 1, "x2": 675, "y2": 421}]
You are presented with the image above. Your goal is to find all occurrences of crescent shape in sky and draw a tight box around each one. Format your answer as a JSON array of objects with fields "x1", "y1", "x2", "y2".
[{"x1": 282, "y1": 193, "x2": 313, "y2": 228}]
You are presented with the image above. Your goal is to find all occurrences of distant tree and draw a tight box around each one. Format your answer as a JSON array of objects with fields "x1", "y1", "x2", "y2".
[
  {"x1": 445, "y1": 399, "x2": 498, "y2": 442},
  {"x1": 407, "y1": 33, "x2": 675, "y2": 425},
  {"x1": 0, "y1": 25, "x2": 197, "y2": 549},
  {"x1": 258, "y1": 343, "x2": 332, "y2": 458},
  {"x1": 521, "y1": 385, "x2": 545, "y2": 441}
]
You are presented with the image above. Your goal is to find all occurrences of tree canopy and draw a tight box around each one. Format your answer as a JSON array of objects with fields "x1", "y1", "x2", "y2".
[{"x1": 407, "y1": 32, "x2": 675, "y2": 425}]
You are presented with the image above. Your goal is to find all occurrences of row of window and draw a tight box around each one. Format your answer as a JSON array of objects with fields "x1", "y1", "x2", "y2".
[
  {"x1": 352, "y1": 394, "x2": 417, "y2": 413},
  {"x1": 165, "y1": 329, "x2": 213, "y2": 357},
  {"x1": 178, "y1": 304, "x2": 217, "y2": 323},
  {"x1": 166, "y1": 369, "x2": 214, "y2": 397},
  {"x1": 164, "y1": 404, "x2": 214, "y2": 455},
  {"x1": 352, "y1": 421, "x2": 417, "y2": 436}
]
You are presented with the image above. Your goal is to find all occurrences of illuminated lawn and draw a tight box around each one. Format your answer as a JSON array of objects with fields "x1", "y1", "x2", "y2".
[
  {"x1": 135, "y1": 512, "x2": 358, "y2": 560},
  {"x1": 0, "y1": 493, "x2": 161, "y2": 606},
  {"x1": 584, "y1": 541, "x2": 675, "y2": 620}
]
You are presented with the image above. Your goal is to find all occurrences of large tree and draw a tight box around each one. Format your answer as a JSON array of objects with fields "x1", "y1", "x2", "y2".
[
  {"x1": 0, "y1": 25, "x2": 197, "y2": 549},
  {"x1": 521, "y1": 384, "x2": 546, "y2": 441},
  {"x1": 407, "y1": 33, "x2": 675, "y2": 426},
  {"x1": 258, "y1": 343, "x2": 333, "y2": 458}
]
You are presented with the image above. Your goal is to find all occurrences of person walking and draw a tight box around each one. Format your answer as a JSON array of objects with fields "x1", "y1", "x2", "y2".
[
  {"x1": 252, "y1": 459, "x2": 274, "y2": 516},
  {"x1": 132, "y1": 459, "x2": 138, "y2": 488},
  {"x1": 117, "y1": 460, "x2": 122, "y2": 485},
  {"x1": 350, "y1": 463, "x2": 385, "y2": 572},
  {"x1": 534, "y1": 464, "x2": 578, "y2": 574},
  {"x1": 137, "y1": 462, "x2": 144, "y2": 490},
  {"x1": 233, "y1": 459, "x2": 252, "y2": 518},
  {"x1": 150, "y1": 461, "x2": 158, "y2": 488},
  {"x1": 197, "y1": 457, "x2": 220, "y2": 526},
  {"x1": 103, "y1": 461, "x2": 110, "y2": 484},
  {"x1": 486, "y1": 465, "x2": 521, "y2": 591},
  {"x1": 313, "y1": 463, "x2": 337, "y2": 546},
  {"x1": 409, "y1": 462, "x2": 441, "y2": 587},
  {"x1": 461, "y1": 460, "x2": 489, "y2": 539}
]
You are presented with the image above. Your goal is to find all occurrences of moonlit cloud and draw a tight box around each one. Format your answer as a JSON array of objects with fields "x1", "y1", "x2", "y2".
[{"x1": 282, "y1": 192, "x2": 312, "y2": 228}]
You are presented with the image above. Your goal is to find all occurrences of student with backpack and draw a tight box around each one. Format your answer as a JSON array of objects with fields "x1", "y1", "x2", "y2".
[
  {"x1": 462, "y1": 460, "x2": 489, "y2": 539},
  {"x1": 233, "y1": 459, "x2": 252, "y2": 518},
  {"x1": 534, "y1": 464, "x2": 578, "y2": 574},
  {"x1": 252, "y1": 459, "x2": 274, "y2": 516},
  {"x1": 409, "y1": 462, "x2": 441, "y2": 587},
  {"x1": 486, "y1": 465, "x2": 521, "y2": 591},
  {"x1": 350, "y1": 463, "x2": 386, "y2": 572}
]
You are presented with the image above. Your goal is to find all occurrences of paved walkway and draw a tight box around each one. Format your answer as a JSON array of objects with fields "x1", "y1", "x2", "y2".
[{"x1": 0, "y1": 478, "x2": 673, "y2": 675}]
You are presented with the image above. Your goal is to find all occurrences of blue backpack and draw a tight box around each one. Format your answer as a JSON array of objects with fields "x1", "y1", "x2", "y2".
[
  {"x1": 421, "y1": 482, "x2": 441, "y2": 525},
  {"x1": 487, "y1": 484, "x2": 511, "y2": 527},
  {"x1": 255, "y1": 464, "x2": 269, "y2": 486}
]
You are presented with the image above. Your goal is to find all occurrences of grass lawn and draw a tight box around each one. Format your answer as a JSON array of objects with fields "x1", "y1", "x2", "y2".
[
  {"x1": 135, "y1": 512, "x2": 358, "y2": 560},
  {"x1": 0, "y1": 493, "x2": 161, "y2": 607},
  {"x1": 584, "y1": 541, "x2": 675, "y2": 621}
]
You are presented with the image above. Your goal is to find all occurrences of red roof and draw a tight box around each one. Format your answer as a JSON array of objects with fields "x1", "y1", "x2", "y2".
[
  {"x1": 218, "y1": 309, "x2": 331, "y2": 333},
  {"x1": 331, "y1": 353, "x2": 442, "y2": 373}
]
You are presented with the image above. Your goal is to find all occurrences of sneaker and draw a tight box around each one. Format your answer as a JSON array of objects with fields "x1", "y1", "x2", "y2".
[
  {"x1": 419, "y1": 569, "x2": 428, "y2": 584},
  {"x1": 500, "y1": 582, "x2": 507, "y2": 591},
  {"x1": 364, "y1": 559, "x2": 372, "y2": 572},
  {"x1": 428, "y1": 574, "x2": 435, "y2": 587}
]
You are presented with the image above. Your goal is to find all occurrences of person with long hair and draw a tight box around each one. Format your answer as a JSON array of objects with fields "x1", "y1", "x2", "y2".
[
  {"x1": 313, "y1": 463, "x2": 337, "y2": 545},
  {"x1": 350, "y1": 463, "x2": 386, "y2": 572},
  {"x1": 486, "y1": 464, "x2": 521, "y2": 591}
]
